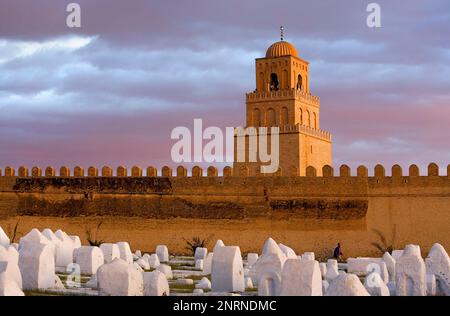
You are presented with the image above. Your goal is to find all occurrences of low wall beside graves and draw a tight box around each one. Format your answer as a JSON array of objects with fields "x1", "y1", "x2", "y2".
[{"x1": 0, "y1": 163, "x2": 449, "y2": 258}]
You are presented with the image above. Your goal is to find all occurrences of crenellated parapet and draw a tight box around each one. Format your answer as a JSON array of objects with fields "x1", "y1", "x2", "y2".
[{"x1": 1, "y1": 163, "x2": 449, "y2": 179}]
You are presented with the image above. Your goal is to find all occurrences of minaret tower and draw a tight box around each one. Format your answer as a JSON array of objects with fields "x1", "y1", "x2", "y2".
[{"x1": 234, "y1": 28, "x2": 332, "y2": 176}]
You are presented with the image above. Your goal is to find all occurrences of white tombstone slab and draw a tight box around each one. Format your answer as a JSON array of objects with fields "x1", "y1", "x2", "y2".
[
  {"x1": 347, "y1": 257, "x2": 383, "y2": 276},
  {"x1": 54, "y1": 230, "x2": 74, "y2": 270},
  {"x1": 19, "y1": 243, "x2": 55, "y2": 290},
  {"x1": 0, "y1": 270, "x2": 24, "y2": 296},
  {"x1": 395, "y1": 244, "x2": 426, "y2": 296},
  {"x1": 195, "y1": 259, "x2": 204, "y2": 270},
  {"x1": 280, "y1": 259, "x2": 323, "y2": 296},
  {"x1": 135, "y1": 250, "x2": 142, "y2": 258},
  {"x1": 69, "y1": 236, "x2": 82, "y2": 249},
  {"x1": 196, "y1": 277, "x2": 212, "y2": 290},
  {"x1": 148, "y1": 254, "x2": 160, "y2": 269},
  {"x1": 364, "y1": 271, "x2": 390, "y2": 296},
  {"x1": 301, "y1": 252, "x2": 315, "y2": 261},
  {"x1": 254, "y1": 252, "x2": 286, "y2": 287},
  {"x1": 262, "y1": 238, "x2": 284, "y2": 257},
  {"x1": 426, "y1": 243, "x2": 450, "y2": 295},
  {"x1": 325, "y1": 273, "x2": 370, "y2": 296},
  {"x1": 0, "y1": 245, "x2": 22, "y2": 289},
  {"x1": 116, "y1": 242, "x2": 133, "y2": 264},
  {"x1": 278, "y1": 244, "x2": 297, "y2": 259},
  {"x1": 155, "y1": 245, "x2": 169, "y2": 262},
  {"x1": 19, "y1": 229, "x2": 52, "y2": 251},
  {"x1": 100, "y1": 243, "x2": 120, "y2": 263},
  {"x1": 325, "y1": 259, "x2": 339, "y2": 281},
  {"x1": 213, "y1": 240, "x2": 225, "y2": 253},
  {"x1": 143, "y1": 270, "x2": 169, "y2": 296},
  {"x1": 319, "y1": 263, "x2": 327, "y2": 279},
  {"x1": 383, "y1": 252, "x2": 396, "y2": 281},
  {"x1": 195, "y1": 247, "x2": 208, "y2": 261},
  {"x1": 97, "y1": 258, "x2": 143, "y2": 296},
  {"x1": 202, "y1": 252, "x2": 214, "y2": 275},
  {"x1": 247, "y1": 253, "x2": 258, "y2": 267},
  {"x1": 211, "y1": 246, "x2": 245, "y2": 293},
  {"x1": 244, "y1": 277, "x2": 254, "y2": 289},
  {"x1": 258, "y1": 270, "x2": 281, "y2": 296},
  {"x1": 74, "y1": 246, "x2": 104, "y2": 275},
  {"x1": 176, "y1": 278, "x2": 194, "y2": 285},
  {"x1": 156, "y1": 264, "x2": 173, "y2": 280},
  {"x1": 136, "y1": 258, "x2": 150, "y2": 270},
  {"x1": 364, "y1": 260, "x2": 389, "y2": 284},
  {"x1": 0, "y1": 227, "x2": 10, "y2": 247}
]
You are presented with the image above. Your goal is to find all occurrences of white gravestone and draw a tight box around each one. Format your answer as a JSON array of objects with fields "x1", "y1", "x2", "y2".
[
  {"x1": 395, "y1": 245, "x2": 426, "y2": 296},
  {"x1": 19, "y1": 243, "x2": 55, "y2": 290},
  {"x1": 280, "y1": 259, "x2": 323, "y2": 296},
  {"x1": 97, "y1": 258, "x2": 143, "y2": 296},
  {"x1": 364, "y1": 271, "x2": 390, "y2": 296},
  {"x1": 426, "y1": 243, "x2": 450, "y2": 296},
  {"x1": 247, "y1": 253, "x2": 258, "y2": 267},
  {"x1": 100, "y1": 243, "x2": 120, "y2": 263},
  {"x1": 74, "y1": 246, "x2": 104, "y2": 275},
  {"x1": 195, "y1": 247, "x2": 208, "y2": 261},
  {"x1": 202, "y1": 252, "x2": 214, "y2": 275},
  {"x1": 142, "y1": 270, "x2": 170, "y2": 296},
  {"x1": 211, "y1": 246, "x2": 245, "y2": 293},
  {"x1": 325, "y1": 273, "x2": 370, "y2": 296},
  {"x1": 325, "y1": 259, "x2": 339, "y2": 281},
  {"x1": 116, "y1": 242, "x2": 133, "y2": 264},
  {"x1": 0, "y1": 245, "x2": 22, "y2": 289},
  {"x1": 155, "y1": 245, "x2": 169, "y2": 262}
]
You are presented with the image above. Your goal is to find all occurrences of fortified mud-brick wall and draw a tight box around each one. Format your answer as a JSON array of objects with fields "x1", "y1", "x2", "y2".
[{"x1": 0, "y1": 163, "x2": 449, "y2": 257}]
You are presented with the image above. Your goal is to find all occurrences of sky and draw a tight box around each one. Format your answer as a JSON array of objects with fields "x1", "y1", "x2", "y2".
[{"x1": 0, "y1": 0, "x2": 449, "y2": 175}]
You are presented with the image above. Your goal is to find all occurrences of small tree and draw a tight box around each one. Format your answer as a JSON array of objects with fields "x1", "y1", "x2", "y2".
[
  {"x1": 371, "y1": 224, "x2": 397, "y2": 255},
  {"x1": 184, "y1": 235, "x2": 214, "y2": 256},
  {"x1": 85, "y1": 221, "x2": 104, "y2": 247},
  {"x1": 6, "y1": 220, "x2": 22, "y2": 243}
]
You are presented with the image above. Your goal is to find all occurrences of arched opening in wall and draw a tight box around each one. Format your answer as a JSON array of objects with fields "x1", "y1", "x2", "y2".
[
  {"x1": 267, "y1": 108, "x2": 276, "y2": 126},
  {"x1": 281, "y1": 107, "x2": 288, "y2": 125},
  {"x1": 270, "y1": 73, "x2": 279, "y2": 91},
  {"x1": 306, "y1": 110, "x2": 311, "y2": 127},
  {"x1": 313, "y1": 112, "x2": 317, "y2": 129},
  {"x1": 297, "y1": 74, "x2": 303, "y2": 90},
  {"x1": 299, "y1": 108, "x2": 303, "y2": 125},
  {"x1": 253, "y1": 108, "x2": 261, "y2": 127},
  {"x1": 258, "y1": 72, "x2": 265, "y2": 92}
]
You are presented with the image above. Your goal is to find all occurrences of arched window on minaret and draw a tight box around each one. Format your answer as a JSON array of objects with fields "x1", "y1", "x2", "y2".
[
  {"x1": 297, "y1": 74, "x2": 303, "y2": 90},
  {"x1": 267, "y1": 108, "x2": 276, "y2": 126},
  {"x1": 270, "y1": 73, "x2": 279, "y2": 91},
  {"x1": 253, "y1": 108, "x2": 261, "y2": 126},
  {"x1": 306, "y1": 110, "x2": 311, "y2": 127},
  {"x1": 299, "y1": 108, "x2": 303, "y2": 125},
  {"x1": 313, "y1": 112, "x2": 317, "y2": 129},
  {"x1": 281, "y1": 107, "x2": 288, "y2": 125}
]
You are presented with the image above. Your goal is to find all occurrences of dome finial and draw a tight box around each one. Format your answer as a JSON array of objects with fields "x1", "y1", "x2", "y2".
[{"x1": 280, "y1": 26, "x2": 284, "y2": 41}]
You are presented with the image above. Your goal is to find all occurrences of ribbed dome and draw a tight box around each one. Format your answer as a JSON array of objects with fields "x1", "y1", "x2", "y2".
[{"x1": 266, "y1": 41, "x2": 299, "y2": 58}]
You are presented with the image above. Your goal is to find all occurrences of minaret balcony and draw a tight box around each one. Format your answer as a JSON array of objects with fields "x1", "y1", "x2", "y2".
[{"x1": 246, "y1": 89, "x2": 320, "y2": 106}]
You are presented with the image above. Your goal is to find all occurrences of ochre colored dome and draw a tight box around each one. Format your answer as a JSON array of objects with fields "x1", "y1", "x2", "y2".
[{"x1": 266, "y1": 41, "x2": 299, "y2": 58}]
